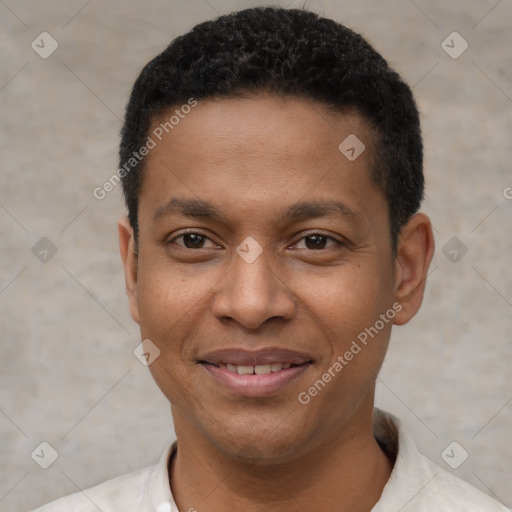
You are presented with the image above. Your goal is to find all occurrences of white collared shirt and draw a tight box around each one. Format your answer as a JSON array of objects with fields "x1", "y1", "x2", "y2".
[{"x1": 31, "y1": 409, "x2": 508, "y2": 511}]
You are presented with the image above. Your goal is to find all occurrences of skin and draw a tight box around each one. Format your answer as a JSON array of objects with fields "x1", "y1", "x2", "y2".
[{"x1": 118, "y1": 95, "x2": 435, "y2": 511}]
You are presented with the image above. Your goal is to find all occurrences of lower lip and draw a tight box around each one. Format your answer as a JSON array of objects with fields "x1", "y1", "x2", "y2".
[{"x1": 202, "y1": 364, "x2": 311, "y2": 397}]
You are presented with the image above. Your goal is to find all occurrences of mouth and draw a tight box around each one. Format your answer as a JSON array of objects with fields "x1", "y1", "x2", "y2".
[
  {"x1": 198, "y1": 348, "x2": 313, "y2": 397},
  {"x1": 205, "y1": 362, "x2": 298, "y2": 375}
]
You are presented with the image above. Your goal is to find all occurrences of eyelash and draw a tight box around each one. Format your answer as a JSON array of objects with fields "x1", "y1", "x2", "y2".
[{"x1": 167, "y1": 232, "x2": 342, "y2": 251}]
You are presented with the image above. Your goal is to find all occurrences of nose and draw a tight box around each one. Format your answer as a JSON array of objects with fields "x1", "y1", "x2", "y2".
[{"x1": 212, "y1": 243, "x2": 296, "y2": 330}]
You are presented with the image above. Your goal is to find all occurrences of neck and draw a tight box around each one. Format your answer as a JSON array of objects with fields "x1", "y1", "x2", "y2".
[{"x1": 169, "y1": 405, "x2": 394, "y2": 512}]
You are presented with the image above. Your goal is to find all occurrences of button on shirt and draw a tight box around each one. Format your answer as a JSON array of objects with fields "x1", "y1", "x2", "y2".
[{"x1": 31, "y1": 409, "x2": 508, "y2": 511}]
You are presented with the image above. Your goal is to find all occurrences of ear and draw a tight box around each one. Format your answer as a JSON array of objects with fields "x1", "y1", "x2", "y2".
[
  {"x1": 393, "y1": 213, "x2": 435, "y2": 326},
  {"x1": 118, "y1": 216, "x2": 140, "y2": 324}
]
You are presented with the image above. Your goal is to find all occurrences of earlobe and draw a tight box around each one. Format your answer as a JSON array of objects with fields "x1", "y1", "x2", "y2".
[
  {"x1": 118, "y1": 216, "x2": 140, "y2": 324},
  {"x1": 393, "y1": 213, "x2": 435, "y2": 326}
]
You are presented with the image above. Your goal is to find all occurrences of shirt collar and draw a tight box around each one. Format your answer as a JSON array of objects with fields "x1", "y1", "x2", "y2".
[
  {"x1": 371, "y1": 408, "x2": 433, "y2": 511},
  {"x1": 146, "y1": 442, "x2": 177, "y2": 512}
]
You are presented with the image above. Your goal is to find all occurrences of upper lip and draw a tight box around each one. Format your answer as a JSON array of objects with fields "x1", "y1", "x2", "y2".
[{"x1": 199, "y1": 348, "x2": 313, "y2": 366}]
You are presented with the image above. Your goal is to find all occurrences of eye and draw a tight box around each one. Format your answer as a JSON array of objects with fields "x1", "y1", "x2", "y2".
[
  {"x1": 293, "y1": 234, "x2": 340, "y2": 250},
  {"x1": 170, "y1": 232, "x2": 219, "y2": 249}
]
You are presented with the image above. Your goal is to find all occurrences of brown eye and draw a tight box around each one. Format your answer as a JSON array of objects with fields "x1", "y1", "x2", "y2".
[
  {"x1": 305, "y1": 235, "x2": 327, "y2": 249},
  {"x1": 295, "y1": 234, "x2": 338, "y2": 250},
  {"x1": 170, "y1": 233, "x2": 218, "y2": 249},
  {"x1": 183, "y1": 234, "x2": 205, "y2": 248}
]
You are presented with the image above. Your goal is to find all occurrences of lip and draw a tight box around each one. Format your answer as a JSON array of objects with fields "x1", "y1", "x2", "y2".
[
  {"x1": 202, "y1": 362, "x2": 311, "y2": 397},
  {"x1": 199, "y1": 347, "x2": 312, "y2": 366},
  {"x1": 198, "y1": 348, "x2": 313, "y2": 397}
]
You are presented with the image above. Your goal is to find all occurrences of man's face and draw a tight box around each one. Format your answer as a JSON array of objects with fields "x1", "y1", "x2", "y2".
[{"x1": 124, "y1": 96, "x2": 404, "y2": 462}]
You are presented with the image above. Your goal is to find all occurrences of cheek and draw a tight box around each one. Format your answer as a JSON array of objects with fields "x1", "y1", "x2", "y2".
[
  {"x1": 298, "y1": 264, "x2": 389, "y2": 333},
  {"x1": 135, "y1": 260, "x2": 207, "y2": 340},
  {"x1": 137, "y1": 277, "x2": 176, "y2": 333},
  {"x1": 135, "y1": 262, "x2": 208, "y2": 405},
  {"x1": 295, "y1": 262, "x2": 395, "y2": 389}
]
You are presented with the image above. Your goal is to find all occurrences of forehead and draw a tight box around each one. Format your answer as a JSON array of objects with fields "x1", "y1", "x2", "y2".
[
  {"x1": 148, "y1": 95, "x2": 377, "y2": 168},
  {"x1": 139, "y1": 95, "x2": 385, "y2": 229}
]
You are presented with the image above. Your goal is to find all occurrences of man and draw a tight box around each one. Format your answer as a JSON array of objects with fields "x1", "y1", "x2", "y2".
[{"x1": 33, "y1": 6, "x2": 507, "y2": 512}]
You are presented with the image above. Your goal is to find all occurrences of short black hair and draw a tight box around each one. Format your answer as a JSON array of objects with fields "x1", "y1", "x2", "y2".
[{"x1": 119, "y1": 7, "x2": 423, "y2": 249}]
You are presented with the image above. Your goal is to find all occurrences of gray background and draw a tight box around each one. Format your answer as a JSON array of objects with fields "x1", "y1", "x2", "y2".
[{"x1": 1, "y1": 0, "x2": 511, "y2": 510}]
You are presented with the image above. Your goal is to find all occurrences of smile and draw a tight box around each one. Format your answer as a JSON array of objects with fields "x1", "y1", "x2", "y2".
[
  {"x1": 214, "y1": 362, "x2": 294, "y2": 374},
  {"x1": 198, "y1": 348, "x2": 313, "y2": 397}
]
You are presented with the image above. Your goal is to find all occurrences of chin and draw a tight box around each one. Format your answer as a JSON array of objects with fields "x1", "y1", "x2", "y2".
[
  {"x1": 219, "y1": 439, "x2": 299, "y2": 465},
  {"x1": 205, "y1": 420, "x2": 309, "y2": 465}
]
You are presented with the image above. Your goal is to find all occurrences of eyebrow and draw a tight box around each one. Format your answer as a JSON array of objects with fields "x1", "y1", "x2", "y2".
[
  {"x1": 278, "y1": 200, "x2": 358, "y2": 223},
  {"x1": 153, "y1": 198, "x2": 221, "y2": 222},
  {"x1": 153, "y1": 198, "x2": 358, "y2": 224}
]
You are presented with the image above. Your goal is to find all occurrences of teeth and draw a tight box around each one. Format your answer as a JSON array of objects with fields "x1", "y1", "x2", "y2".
[
  {"x1": 222, "y1": 363, "x2": 293, "y2": 374},
  {"x1": 254, "y1": 364, "x2": 271, "y2": 375}
]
